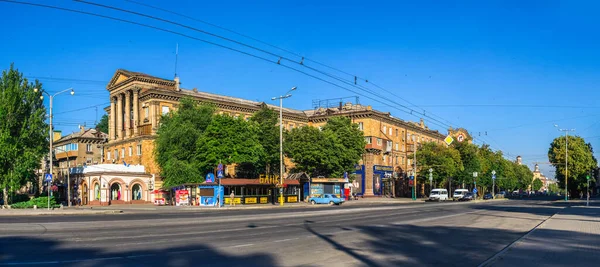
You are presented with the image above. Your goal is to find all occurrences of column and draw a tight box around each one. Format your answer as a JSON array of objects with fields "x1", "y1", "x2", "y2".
[
  {"x1": 117, "y1": 93, "x2": 123, "y2": 140},
  {"x1": 124, "y1": 90, "x2": 131, "y2": 137},
  {"x1": 150, "y1": 101, "x2": 157, "y2": 134},
  {"x1": 109, "y1": 98, "x2": 115, "y2": 140},
  {"x1": 133, "y1": 89, "x2": 139, "y2": 136},
  {"x1": 364, "y1": 152, "x2": 375, "y2": 196}
]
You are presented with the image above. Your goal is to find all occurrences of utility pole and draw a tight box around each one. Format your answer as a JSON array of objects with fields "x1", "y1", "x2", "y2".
[
  {"x1": 428, "y1": 168, "x2": 433, "y2": 193},
  {"x1": 413, "y1": 135, "x2": 417, "y2": 201},
  {"x1": 587, "y1": 172, "x2": 590, "y2": 207},
  {"x1": 554, "y1": 125, "x2": 575, "y2": 201},
  {"x1": 272, "y1": 86, "x2": 297, "y2": 207},
  {"x1": 35, "y1": 87, "x2": 74, "y2": 210},
  {"x1": 492, "y1": 170, "x2": 496, "y2": 199}
]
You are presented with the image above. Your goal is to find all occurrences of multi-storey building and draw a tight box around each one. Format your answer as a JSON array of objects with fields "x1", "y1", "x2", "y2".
[{"x1": 92, "y1": 69, "x2": 470, "y2": 204}]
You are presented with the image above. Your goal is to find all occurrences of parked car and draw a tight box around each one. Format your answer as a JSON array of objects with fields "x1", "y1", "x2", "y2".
[
  {"x1": 429, "y1": 189, "x2": 449, "y2": 201},
  {"x1": 460, "y1": 192, "x2": 475, "y2": 201},
  {"x1": 483, "y1": 193, "x2": 494, "y2": 200},
  {"x1": 453, "y1": 189, "x2": 469, "y2": 200},
  {"x1": 309, "y1": 194, "x2": 344, "y2": 205}
]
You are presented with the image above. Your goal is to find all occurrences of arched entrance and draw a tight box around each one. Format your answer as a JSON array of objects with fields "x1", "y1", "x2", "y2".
[
  {"x1": 94, "y1": 183, "x2": 101, "y2": 201},
  {"x1": 110, "y1": 183, "x2": 122, "y2": 201},
  {"x1": 132, "y1": 184, "x2": 142, "y2": 201}
]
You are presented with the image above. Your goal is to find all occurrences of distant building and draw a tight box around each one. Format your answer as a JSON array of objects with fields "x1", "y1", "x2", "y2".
[
  {"x1": 532, "y1": 164, "x2": 549, "y2": 192},
  {"x1": 516, "y1": 156, "x2": 522, "y2": 165}
]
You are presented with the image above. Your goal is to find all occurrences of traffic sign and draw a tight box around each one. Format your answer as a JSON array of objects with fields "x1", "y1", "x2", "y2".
[
  {"x1": 217, "y1": 163, "x2": 223, "y2": 171},
  {"x1": 492, "y1": 170, "x2": 496, "y2": 175},
  {"x1": 44, "y1": 173, "x2": 52, "y2": 182},
  {"x1": 444, "y1": 135, "x2": 454, "y2": 146},
  {"x1": 473, "y1": 172, "x2": 478, "y2": 177},
  {"x1": 429, "y1": 173, "x2": 433, "y2": 181},
  {"x1": 428, "y1": 168, "x2": 433, "y2": 173},
  {"x1": 473, "y1": 188, "x2": 478, "y2": 194},
  {"x1": 457, "y1": 134, "x2": 465, "y2": 143},
  {"x1": 492, "y1": 174, "x2": 496, "y2": 180},
  {"x1": 409, "y1": 176, "x2": 414, "y2": 180},
  {"x1": 587, "y1": 175, "x2": 590, "y2": 180},
  {"x1": 217, "y1": 170, "x2": 224, "y2": 179},
  {"x1": 206, "y1": 173, "x2": 215, "y2": 183}
]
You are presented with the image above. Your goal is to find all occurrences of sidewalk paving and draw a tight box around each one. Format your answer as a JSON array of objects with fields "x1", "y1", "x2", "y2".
[
  {"x1": 0, "y1": 208, "x2": 122, "y2": 216},
  {"x1": 485, "y1": 206, "x2": 600, "y2": 267}
]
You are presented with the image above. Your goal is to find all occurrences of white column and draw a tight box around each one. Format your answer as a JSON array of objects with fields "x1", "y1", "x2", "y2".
[
  {"x1": 133, "y1": 89, "x2": 139, "y2": 136},
  {"x1": 125, "y1": 90, "x2": 131, "y2": 137},
  {"x1": 117, "y1": 94, "x2": 123, "y2": 140},
  {"x1": 109, "y1": 99, "x2": 115, "y2": 140}
]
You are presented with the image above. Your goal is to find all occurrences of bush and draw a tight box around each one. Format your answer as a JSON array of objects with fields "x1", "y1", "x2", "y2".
[
  {"x1": 10, "y1": 196, "x2": 59, "y2": 209},
  {"x1": 11, "y1": 194, "x2": 31, "y2": 204}
]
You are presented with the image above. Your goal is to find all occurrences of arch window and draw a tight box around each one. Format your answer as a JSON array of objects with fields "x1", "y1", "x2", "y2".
[{"x1": 132, "y1": 184, "x2": 143, "y2": 200}]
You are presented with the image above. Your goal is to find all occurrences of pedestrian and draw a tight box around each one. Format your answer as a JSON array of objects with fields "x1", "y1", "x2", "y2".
[{"x1": 230, "y1": 191, "x2": 235, "y2": 206}]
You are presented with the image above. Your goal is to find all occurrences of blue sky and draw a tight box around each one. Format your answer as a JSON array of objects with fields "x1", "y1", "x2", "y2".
[{"x1": 1, "y1": 0, "x2": 599, "y2": 177}]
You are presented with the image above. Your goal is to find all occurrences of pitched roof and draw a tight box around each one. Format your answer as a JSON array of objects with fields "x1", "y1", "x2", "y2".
[
  {"x1": 107, "y1": 69, "x2": 175, "y2": 89},
  {"x1": 54, "y1": 128, "x2": 107, "y2": 144}
]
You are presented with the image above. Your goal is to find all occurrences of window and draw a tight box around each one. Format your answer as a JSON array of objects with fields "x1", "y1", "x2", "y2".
[
  {"x1": 114, "y1": 150, "x2": 118, "y2": 160},
  {"x1": 395, "y1": 156, "x2": 398, "y2": 164},
  {"x1": 128, "y1": 146, "x2": 132, "y2": 156},
  {"x1": 121, "y1": 148, "x2": 125, "y2": 158},
  {"x1": 137, "y1": 144, "x2": 142, "y2": 155},
  {"x1": 389, "y1": 127, "x2": 392, "y2": 135},
  {"x1": 383, "y1": 126, "x2": 387, "y2": 134},
  {"x1": 132, "y1": 184, "x2": 142, "y2": 200},
  {"x1": 395, "y1": 143, "x2": 399, "y2": 151},
  {"x1": 396, "y1": 129, "x2": 398, "y2": 136},
  {"x1": 86, "y1": 144, "x2": 92, "y2": 152},
  {"x1": 86, "y1": 157, "x2": 92, "y2": 164},
  {"x1": 358, "y1": 122, "x2": 364, "y2": 131},
  {"x1": 107, "y1": 152, "x2": 111, "y2": 160},
  {"x1": 289, "y1": 124, "x2": 294, "y2": 130},
  {"x1": 161, "y1": 106, "x2": 169, "y2": 115},
  {"x1": 144, "y1": 107, "x2": 149, "y2": 119},
  {"x1": 377, "y1": 138, "x2": 382, "y2": 146},
  {"x1": 383, "y1": 155, "x2": 386, "y2": 163},
  {"x1": 402, "y1": 131, "x2": 405, "y2": 141},
  {"x1": 365, "y1": 137, "x2": 372, "y2": 144},
  {"x1": 234, "y1": 113, "x2": 239, "y2": 119}
]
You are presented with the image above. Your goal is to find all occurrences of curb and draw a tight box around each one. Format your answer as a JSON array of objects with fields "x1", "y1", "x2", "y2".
[{"x1": 0, "y1": 210, "x2": 123, "y2": 216}]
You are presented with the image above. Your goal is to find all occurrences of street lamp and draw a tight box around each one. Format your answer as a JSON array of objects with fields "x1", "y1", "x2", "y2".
[
  {"x1": 271, "y1": 86, "x2": 297, "y2": 206},
  {"x1": 35, "y1": 87, "x2": 75, "y2": 209},
  {"x1": 554, "y1": 124, "x2": 575, "y2": 201},
  {"x1": 411, "y1": 134, "x2": 417, "y2": 200}
]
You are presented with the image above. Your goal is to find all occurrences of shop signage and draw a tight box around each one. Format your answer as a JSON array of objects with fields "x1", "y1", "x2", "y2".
[
  {"x1": 206, "y1": 173, "x2": 215, "y2": 183},
  {"x1": 374, "y1": 165, "x2": 393, "y2": 172},
  {"x1": 259, "y1": 174, "x2": 280, "y2": 184},
  {"x1": 245, "y1": 197, "x2": 257, "y2": 204},
  {"x1": 260, "y1": 197, "x2": 269, "y2": 204},
  {"x1": 287, "y1": 196, "x2": 298, "y2": 202},
  {"x1": 312, "y1": 178, "x2": 346, "y2": 183}
]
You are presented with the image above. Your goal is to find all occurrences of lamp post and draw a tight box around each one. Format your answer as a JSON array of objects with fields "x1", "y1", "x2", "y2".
[
  {"x1": 35, "y1": 87, "x2": 75, "y2": 209},
  {"x1": 412, "y1": 134, "x2": 417, "y2": 200},
  {"x1": 554, "y1": 125, "x2": 575, "y2": 201},
  {"x1": 271, "y1": 86, "x2": 297, "y2": 206}
]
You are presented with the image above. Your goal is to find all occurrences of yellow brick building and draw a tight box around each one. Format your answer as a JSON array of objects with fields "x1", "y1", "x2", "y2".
[{"x1": 101, "y1": 69, "x2": 468, "y2": 198}]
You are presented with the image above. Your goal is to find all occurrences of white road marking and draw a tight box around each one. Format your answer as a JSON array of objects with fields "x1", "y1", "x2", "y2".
[
  {"x1": 231, "y1": 243, "x2": 253, "y2": 248},
  {"x1": 274, "y1": 238, "x2": 299, "y2": 243}
]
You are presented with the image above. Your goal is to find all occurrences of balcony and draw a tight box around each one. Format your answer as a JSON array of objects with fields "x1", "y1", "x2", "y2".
[{"x1": 138, "y1": 124, "x2": 152, "y2": 136}]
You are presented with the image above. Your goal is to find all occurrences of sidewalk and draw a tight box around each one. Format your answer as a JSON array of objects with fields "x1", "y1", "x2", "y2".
[
  {"x1": 485, "y1": 206, "x2": 600, "y2": 267},
  {"x1": 0, "y1": 208, "x2": 123, "y2": 216}
]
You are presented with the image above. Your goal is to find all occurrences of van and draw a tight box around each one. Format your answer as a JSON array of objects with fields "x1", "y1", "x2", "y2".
[
  {"x1": 453, "y1": 189, "x2": 469, "y2": 200},
  {"x1": 429, "y1": 189, "x2": 448, "y2": 201}
]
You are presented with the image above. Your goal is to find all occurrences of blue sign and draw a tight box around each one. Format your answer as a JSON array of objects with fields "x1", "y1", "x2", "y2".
[
  {"x1": 492, "y1": 174, "x2": 496, "y2": 180},
  {"x1": 409, "y1": 176, "x2": 414, "y2": 180},
  {"x1": 473, "y1": 188, "x2": 478, "y2": 194},
  {"x1": 217, "y1": 170, "x2": 224, "y2": 179},
  {"x1": 217, "y1": 163, "x2": 223, "y2": 171},
  {"x1": 44, "y1": 173, "x2": 52, "y2": 182},
  {"x1": 206, "y1": 173, "x2": 215, "y2": 183}
]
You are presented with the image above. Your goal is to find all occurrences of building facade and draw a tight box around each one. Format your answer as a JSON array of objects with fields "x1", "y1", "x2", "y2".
[{"x1": 99, "y1": 69, "x2": 467, "y2": 202}]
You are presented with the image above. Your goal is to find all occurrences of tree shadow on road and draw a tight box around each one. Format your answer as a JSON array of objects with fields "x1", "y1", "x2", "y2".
[{"x1": 0, "y1": 236, "x2": 277, "y2": 267}]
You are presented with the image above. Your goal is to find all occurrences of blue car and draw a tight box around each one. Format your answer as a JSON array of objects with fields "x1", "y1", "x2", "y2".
[{"x1": 309, "y1": 194, "x2": 345, "y2": 205}]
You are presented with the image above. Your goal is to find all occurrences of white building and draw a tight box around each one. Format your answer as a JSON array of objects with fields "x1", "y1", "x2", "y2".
[{"x1": 79, "y1": 164, "x2": 155, "y2": 205}]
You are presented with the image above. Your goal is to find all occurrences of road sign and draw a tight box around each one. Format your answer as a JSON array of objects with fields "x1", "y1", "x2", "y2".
[
  {"x1": 217, "y1": 170, "x2": 224, "y2": 179},
  {"x1": 428, "y1": 168, "x2": 433, "y2": 173},
  {"x1": 492, "y1": 170, "x2": 496, "y2": 175},
  {"x1": 217, "y1": 163, "x2": 223, "y2": 171},
  {"x1": 457, "y1": 134, "x2": 465, "y2": 143},
  {"x1": 409, "y1": 176, "x2": 414, "y2": 180},
  {"x1": 473, "y1": 172, "x2": 478, "y2": 177},
  {"x1": 473, "y1": 188, "x2": 478, "y2": 194},
  {"x1": 206, "y1": 173, "x2": 215, "y2": 183},
  {"x1": 492, "y1": 174, "x2": 496, "y2": 180},
  {"x1": 44, "y1": 173, "x2": 52, "y2": 182},
  {"x1": 444, "y1": 135, "x2": 454, "y2": 146},
  {"x1": 429, "y1": 173, "x2": 433, "y2": 181}
]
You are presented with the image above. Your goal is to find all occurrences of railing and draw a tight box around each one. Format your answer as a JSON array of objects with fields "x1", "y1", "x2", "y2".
[{"x1": 138, "y1": 124, "x2": 152, "y2": 136}]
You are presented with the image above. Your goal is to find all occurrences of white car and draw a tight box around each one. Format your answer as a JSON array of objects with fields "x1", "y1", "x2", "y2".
[
  {"x1": 429, "y1": 189, "x2": 449, "y2": 201},
  {"x1": 453, "y1": 189, "x2": 469, "y2": 200}
]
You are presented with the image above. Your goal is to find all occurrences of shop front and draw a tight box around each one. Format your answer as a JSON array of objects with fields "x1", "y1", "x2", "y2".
[
  {"x1": 373, "y1": 165, "x2": 394, "y2": 196},
  {"x1": 203, "y1": 178, "x2": 300, "y2": 205},
  {"x1": 310, "y1": 177, "x2": 347, "y2": 199}
]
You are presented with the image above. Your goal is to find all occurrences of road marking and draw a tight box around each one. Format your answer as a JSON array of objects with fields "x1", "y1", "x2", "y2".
[
  {"x1": 1, "y1": 261, "x2": 60, "y2": 266},
  {"x1": 274, "y1": 238, "x2": 299, "y2": 243},
  {"x1": 477, "y1": 207, "x2": 564, "y2": 267},
  {"x1": 232, "y1": 243, "x2": 253, "y2": 248}
]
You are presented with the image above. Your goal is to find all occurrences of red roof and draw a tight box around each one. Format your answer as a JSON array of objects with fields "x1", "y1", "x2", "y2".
[{"x1": 208, "y1": 178, "x2": 300, "y2": 186}]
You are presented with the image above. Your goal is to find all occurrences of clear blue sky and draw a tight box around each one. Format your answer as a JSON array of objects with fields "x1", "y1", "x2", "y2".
[{"x1": 1, "y1": 0, "x2": 599, "y2": 177}]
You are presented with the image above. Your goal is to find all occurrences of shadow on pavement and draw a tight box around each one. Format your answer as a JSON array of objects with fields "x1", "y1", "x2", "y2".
[{"x1": 0, "y1": 236, "x2": 276, "y2": 267}]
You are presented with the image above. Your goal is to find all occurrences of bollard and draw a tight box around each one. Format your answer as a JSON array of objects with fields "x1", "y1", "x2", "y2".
[{"x1": 33, "y1": 205, "x2": 37, "y2": 210}]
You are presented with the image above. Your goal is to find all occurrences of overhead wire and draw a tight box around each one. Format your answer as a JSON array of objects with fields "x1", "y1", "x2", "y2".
[{"x1": 74, "y1": 0, "x2": 459, "y2": 131}]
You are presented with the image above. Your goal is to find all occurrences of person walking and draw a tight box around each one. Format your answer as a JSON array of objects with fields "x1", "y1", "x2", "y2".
[{"x1": 230, "y1": 191, "x2": 235, "y2": 206}]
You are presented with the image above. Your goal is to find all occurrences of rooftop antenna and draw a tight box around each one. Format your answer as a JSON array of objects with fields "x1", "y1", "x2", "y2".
[{"x1": 174, "y1": 43, "x2": 179, "y2": 78}]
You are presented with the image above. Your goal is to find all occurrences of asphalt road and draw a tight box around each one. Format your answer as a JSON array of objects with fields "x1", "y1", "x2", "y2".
[{"x1": 0, "y1": 200, "x2": 566, "y2": 267}]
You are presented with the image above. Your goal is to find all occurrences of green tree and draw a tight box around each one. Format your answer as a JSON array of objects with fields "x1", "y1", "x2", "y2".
[
  {"x1": 96, "y1": 113, "x2": 109, "y2": 133},
  {"x1": 249, "y1": 105, "x2": 279, "y2": 175},
  {"x1": 548, "y1": 183, "x2": 559, "y2": 194},
  {"x1": 532, "y1": 178, "x2": 543, "y2": 191},
  {"x1": 497, "y1": 159, "x2": 518, "y2": 192},
  {"x1": 515, "y1": 164, "x2": 533, "y2": 190},
  {"x1": 285, "y1": 117, "x2": 365, "y2": 177},
  {"x1": 548, "y1": 135, "x2": 597, "y2": 196},
  {"x1": 416, "y1": 142, "x2": 463, "y2": 187},
  {"x1": 195, "y1": 114, "x2": 264, "y2": 178},
  {"x1": 453, "y1": 142, "x2": 481, "y2": 187},
  {"x1": 0, "y1": 64, "x2": 48, "y2": 205},
  {"x1": 155, "y1": 97, "x2": 215, "y2": 187}
]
